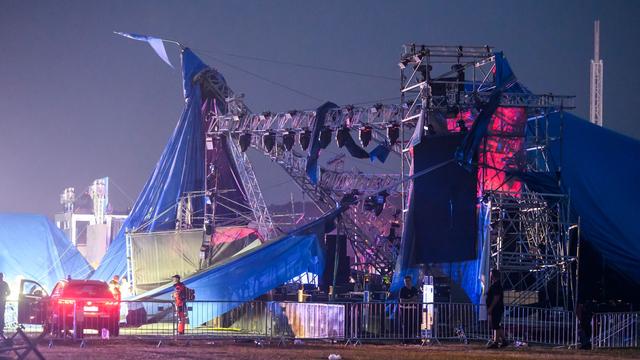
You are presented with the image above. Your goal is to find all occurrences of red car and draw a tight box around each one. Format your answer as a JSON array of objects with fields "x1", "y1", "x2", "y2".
[{"x1": 18, "y1": 278, "x2": 120, "y2": 337}]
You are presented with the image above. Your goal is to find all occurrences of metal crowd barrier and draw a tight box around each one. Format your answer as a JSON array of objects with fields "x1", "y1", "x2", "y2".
[
  {"x1": 592, "y1": 311, "x2": 640, "y2": 349},
  {"x1": 2, "y1": 299, "x2": 637, "y2": 348}
]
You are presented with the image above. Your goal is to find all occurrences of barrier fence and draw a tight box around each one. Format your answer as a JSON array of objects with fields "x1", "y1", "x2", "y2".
[
  {"x1": 592, "y1": 311, "x2": 640, "y2": 349},
  {"x1": 2, "y1": 300, "x2": 638, "y2": 349}
]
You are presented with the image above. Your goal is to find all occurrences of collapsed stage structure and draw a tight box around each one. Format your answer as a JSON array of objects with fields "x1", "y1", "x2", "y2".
[{"x1": 87, "y1": 39, "x2": 639, "y2": 316}]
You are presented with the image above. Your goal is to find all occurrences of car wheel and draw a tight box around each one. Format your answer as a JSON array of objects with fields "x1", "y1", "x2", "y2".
[
  {"x1": 109, "y1": 324, "x2": 120, "y2": 337},
  {"x1": 74, "y1": 323, "x2": 84, "y2": 339}
]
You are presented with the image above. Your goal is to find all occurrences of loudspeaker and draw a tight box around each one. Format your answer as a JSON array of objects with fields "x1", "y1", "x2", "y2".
[{"x1": 319, "y1": 235, "x2": 350, "y2": 292}]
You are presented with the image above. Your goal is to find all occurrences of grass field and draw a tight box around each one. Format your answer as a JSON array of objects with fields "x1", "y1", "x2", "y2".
[{"x1": 32, "y1": 340, "x2": 640, "y2": 360}]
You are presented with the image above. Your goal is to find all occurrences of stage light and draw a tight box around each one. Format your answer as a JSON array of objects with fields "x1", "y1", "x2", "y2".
[
  {"x1": 370, "y1": 103, "x2": 383, "y2": 114},
  {"x1": 398, "y1": 58, "x2": 409, "y2": 69},
  {"x1": 359, "y1": 126, "x2": 372, "y2": 147},
  {"x1": 364, "y1": 190, "x2": 389, "y2": 216},
  {"x1": 319, "y1": 126, "x2": 332, "y2": 149},
  {"x1": 282, "y1": 130, "x2": 296, "y2": 151},
  {"x1": 238, "y1": 132, "x2": 252, "y2": 152},
  {"x1": 336, "y1": 127, "x2": 350, "y2": 148},
  {"x1": 299, "y1": 128, "x2": 312, "y2": 151},
  {"x1": 263, "y1": 131, "x2": 276, "y2": 152},
  {"x1": 259, "y1": 111, "x2": 272, "y2": 121},
  {"x1": 423, "y1": 123, "x2": 436, "y2": 136},
  {"x1": 339, "y1": 189, "x2": 360, "y2": 206},
  {"x1": 387, "y1": 123, "x2": 400, "y2": 146},
  {"x1": 457, "y1": 119, "x2": 468, "y2": 134}
]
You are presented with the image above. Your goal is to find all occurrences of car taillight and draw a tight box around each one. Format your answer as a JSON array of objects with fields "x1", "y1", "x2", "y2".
[{"x1": 58, "y1": 299, "x2": 75, "y2": 305}]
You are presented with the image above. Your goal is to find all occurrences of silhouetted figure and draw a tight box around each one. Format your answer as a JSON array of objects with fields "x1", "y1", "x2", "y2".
[
  {"x1": 486, "y1": 269, "x2": 505, "y2": 348},
  {"x1": 0, "y1": 272, "x2": 10, "y2": 336},
  {"x1": 399, "y1": 275, "x2": 420, "y2": 342}
]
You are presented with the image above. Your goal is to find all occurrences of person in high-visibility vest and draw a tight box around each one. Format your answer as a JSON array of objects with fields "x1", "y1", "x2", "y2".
[{"x1": 172, "y1": 275, "x2": 187, "y2": 335}]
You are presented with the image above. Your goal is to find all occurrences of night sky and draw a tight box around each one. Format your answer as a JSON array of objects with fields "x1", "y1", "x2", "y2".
[{"x1": 1, "y1": 0, "x2": 639, "y2": 218}]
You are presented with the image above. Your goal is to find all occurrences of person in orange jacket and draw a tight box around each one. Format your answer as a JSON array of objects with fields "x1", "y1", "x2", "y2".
[{"x1": 172, "y1": 275, "x2": 187, "y2": 334}]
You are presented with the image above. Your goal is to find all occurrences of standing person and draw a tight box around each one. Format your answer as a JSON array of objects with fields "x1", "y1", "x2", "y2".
[
  {"x1": 0, "y1": 273, "x2": 10, "y2": 336},
  {"x1": 486, "y1": 269, "x2": 505, "y2": 348},
  {"x1": 172, "y1": 275, "x2": 187, "y2": 335},
  {"x1": 109, "y1": 275, "x2": 121, "y2": 301},
  {"x1": 399, "y1": 275, "x2": 420, "y2": 343}
]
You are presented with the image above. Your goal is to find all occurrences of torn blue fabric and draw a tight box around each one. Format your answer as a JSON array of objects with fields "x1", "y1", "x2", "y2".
[
  {"x1": 134, "y1": 208, "x2": 344, "y2": 324},
  {"x1": 114, "y1": 32, "x2": 174, "y2": 68},
  {"x1": 524, "y1": 112, "x2": 640, "y2": 284},
  {"x1": 92, "y1": 48, "x2": 207, "y2": 281},
  {"x1": 306, "y1": 102, "x2": 339, "y2": 184},
  {"x1": 369, "y1": 144, "x2": 391, "y2": 163},
  {"x1": 455, "y1": 52, "x2": 518, "y2": 170}
]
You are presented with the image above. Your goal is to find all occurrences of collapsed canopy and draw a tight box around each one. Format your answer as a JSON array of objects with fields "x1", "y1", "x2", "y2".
[
  {"x1": 0, "y1": 214, "x2": 91, "y2": 291},
  {"x1": 92, "y1": 48, "x2": 208, "y2": 281},
  {"x1": 523, "y1": 112, "x2": 640, "y2": 284}
]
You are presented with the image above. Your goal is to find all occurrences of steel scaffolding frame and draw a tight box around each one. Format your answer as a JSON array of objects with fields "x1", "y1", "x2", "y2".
[
  {"x1": 198, "y1": 69, "x2": 277, "y2": 242},
  {"x1": 488, "y1": 190, "x2": 575, "y2": 307},
  {"x1": 196, "y1": 44, "x2": 579, "y2": 299},
  {"x1": 398, "y1": 44, "x2": 577, "y2": 308}
]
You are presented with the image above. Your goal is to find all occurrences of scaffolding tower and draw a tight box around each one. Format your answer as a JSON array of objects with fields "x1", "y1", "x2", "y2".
[{"x1": 398, "y1": 44, "x2": 577, "y2": 306}]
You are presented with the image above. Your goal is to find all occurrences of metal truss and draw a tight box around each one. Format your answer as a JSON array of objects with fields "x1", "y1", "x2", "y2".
[
  {"x1": 227, "y1": 134, "x2": 277, "y2": 240},
  {"x1": 255, "y1": 141, "x2": 397, "y2": 275},
  {"x1": 208, "y1": 104, "x2": 404, "y2": 134},
  {"x1": 488, "y1": 190, "x2": 575, "y2": 308},
  {"x1": 398, "y1": 45, "x2": 578, "y2": 308},
  {"x1": 198, "y1": 68, "x2": 277, "y2": 242},
  {"x1": 318, "y1": 169, "x2": 401, "y2": 195}
]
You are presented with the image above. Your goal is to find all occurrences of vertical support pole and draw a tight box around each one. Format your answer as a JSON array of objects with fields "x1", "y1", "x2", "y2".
[
  {"x1": 575, "y1": 216, "x2": 582, "y2": 348},
  {"x1": 332, "y1": 215, "x2": 341, "y2": 300}
]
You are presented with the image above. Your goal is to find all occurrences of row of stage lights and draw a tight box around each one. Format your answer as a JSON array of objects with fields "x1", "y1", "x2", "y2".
[
  {"x1": 238, "y1": 124, "x2": 402, "y2": 153},
  {"x1": 237, "y1": 120, "x2": 467, "y2": 153}
]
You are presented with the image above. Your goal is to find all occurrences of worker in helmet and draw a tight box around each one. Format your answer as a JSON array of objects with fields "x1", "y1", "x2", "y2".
[{"x1": 172, "y1": 275, "x2": 187, "y2": 335}]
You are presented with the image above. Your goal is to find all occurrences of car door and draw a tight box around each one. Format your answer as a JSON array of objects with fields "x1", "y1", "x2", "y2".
[{"x1": 17, "y1": 279, "x2": 49, "y2": 324}]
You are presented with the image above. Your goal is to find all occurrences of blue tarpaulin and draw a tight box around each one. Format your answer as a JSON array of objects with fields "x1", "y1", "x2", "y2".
[
  {"x1": 522, "y1": 112, "x2": 640, "y2": 284},
  {"x1": 393, "y1": 53, "x2": 521, "y2": 303},
  {"x1": 0, "y1": 214, "x2": 91, "y2": 291},
  {"x1": 456, "y1": 52, "x2": 518, "y2": 170},
  {"x1": 92, "y1": 48, "x2": 207, "y2": 281},
  {"x1": 133, "y1": 208, "x2": 342, "y2": 325},
  {"x1": 306, "y1": 102, "x2": 339, "y2": 184}
]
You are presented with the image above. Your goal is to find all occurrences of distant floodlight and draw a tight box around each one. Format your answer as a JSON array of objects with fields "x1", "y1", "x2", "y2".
[
  {"x1": 336, "y1": 127, "x2": 350, "y2": 148},
  {"x1": 283, "y1": 130, "x2": 296, "y2": 151},
  {"x1": 319, "y1": 126, "x2": 332, "y2": 149},
  {"x1": 239, "y1": 132, "x2": 252, "y2": 152},
  {"x1": 299, "y1": 128, "x2": 312, "y2": 151},
  {"x1": 263, "y1": 131, "x2": 276, "y2": 152},
  {"x1": 387, "y1": 123, "x2": 400, "y2": 146},
  {"x1": 359, "y1": 126, "x2": 372, "y2": 147}
]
